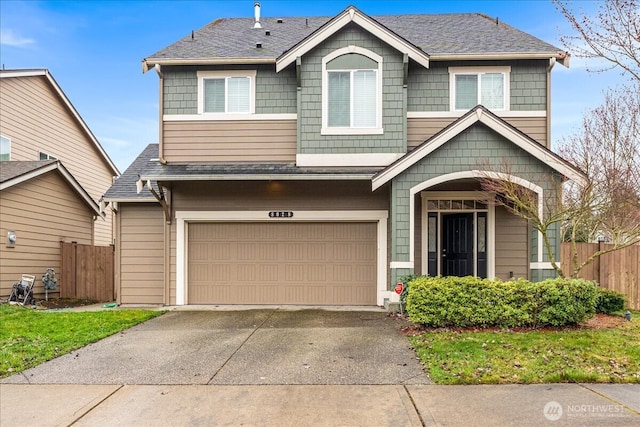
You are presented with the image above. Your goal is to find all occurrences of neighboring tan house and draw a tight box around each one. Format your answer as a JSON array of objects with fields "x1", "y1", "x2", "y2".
[
  {"x1": 0, "y1": 69, "x2": 119, "y2": 298},
  {"x1": 105, "y1": 5, "x2": 585, "y2": 307}
]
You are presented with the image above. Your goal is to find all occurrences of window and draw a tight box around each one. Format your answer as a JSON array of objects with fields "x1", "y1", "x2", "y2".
[
  {"x1": 39, "y1": 152, "x2": 57, "y2": 160},
  {"x1": 0, "y1": 135, "x2": 10, "y2": 161},
  {"x1": 197, "y1": 70, "x2": 256, "y2": 115},
  {"x1": 327, "y1": 69, "x2": 377, "y2": 127},
  {"x1": 449, "y1": 66, "x2": 510, "y2": 111},
  {"x1": 322, "y1": 47, "x2": 383, "y2": 135}
]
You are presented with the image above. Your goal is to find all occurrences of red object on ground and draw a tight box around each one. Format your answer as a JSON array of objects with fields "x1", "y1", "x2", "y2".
[{"x1": 394, "y1": 283, "x2": 403, "y2": 294}]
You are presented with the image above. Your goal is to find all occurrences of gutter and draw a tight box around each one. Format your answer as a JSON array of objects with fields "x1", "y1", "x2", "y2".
[
  {"x1": 142, "y1": 57, "x2": 276, "y2": 73},
  {"x1": 138, "y1": 173, "x2": 375, "y2": 182},
  {"x1": 430, "y1": 52, "x2": 570, "y2": 67}
]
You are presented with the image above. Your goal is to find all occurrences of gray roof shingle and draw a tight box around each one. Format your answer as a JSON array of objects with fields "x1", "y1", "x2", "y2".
[
  {"x1": 103, "y1": 144, "x2": 159, "y2": 201},
  {"x1": 145, "y1": 11, "x2": 563, "y2": 62},
  {"x1": 0, "y1": 160, "x2": 56, "y2": 183}
]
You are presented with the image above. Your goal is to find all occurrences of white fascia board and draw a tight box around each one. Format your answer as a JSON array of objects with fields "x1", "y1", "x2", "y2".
[
  {"x1": 0, "y1": 163, "x2": 59, "y2": 191},
  {"x1": 373, "y1": 107, "x2": 586, "y2": 190},
  {"x1": 407, "y1": 110, "x2": 547, "y2": 119},
  {"x1": 102, "y1": 197, "x2": 158, "y2": 203},
  {"x1": 0, "y1": 69, "x2": 47, "y2": 78},
  {"x1": 372, "y1": 112, "x2": 479, "y2": 190},
  {"x1": 477, "y1": 112, "x2": 587, "y2": 185},
  {"x1": 143, "y1": 57, "x2": 276, "y2": 73},
  {"x1": 1, "y1": 162, "x2": 102, "y2": 216},
  {"x1": 276, "y1": 7, "x2": 429, "y2": 72},
  {"x1": 164, "y1": 113, "x2": 297, "y2": 121},
  {"x1": 296, "y1": 153, "x2": 403, "y2": 167},
  {"x1": 430, "y1": 52, "x2": 570, "y2": 67}
]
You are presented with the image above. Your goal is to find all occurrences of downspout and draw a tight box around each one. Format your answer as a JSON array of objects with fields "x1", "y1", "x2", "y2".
[
  {"x1": 546, "y1": 58, "x2": 555, "y2": 149},
  {"x1": 155, "y1": 64, "x2": 167, "y2": 164}
]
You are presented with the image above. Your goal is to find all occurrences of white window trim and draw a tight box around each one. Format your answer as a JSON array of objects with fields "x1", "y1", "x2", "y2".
[
  {"x1": 175, "y1": 210, "x2": 389, "y2": 306},
  {"x1": 197, "y1": 70, "x2": 256, "y2": 115},
  {"x1": 321, "y1": 45, "x2": 383, "y2": 135},
  {"x1": 448, "y1": 66, "x2": 511, "y2": 112},
  {"x1": 0, "y1": 135, "x2": 11, "y2": 161},
  {"x1": 39, "y1": 151, "x2": 57, "y2": 160}
]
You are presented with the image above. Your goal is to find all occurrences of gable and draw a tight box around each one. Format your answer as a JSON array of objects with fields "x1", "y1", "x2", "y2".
[
  {"x1": 372, "y1": 106, "x2": 586, "y2": 190},
  {"x1": 0, "y1": 70, "x2": 119, "y2": 176},
  {"x1": 276, "y1": 6, "x2": 429, "y2": 73},
  {"x1": 0, "y1": 161, "x2": 102, "y2": 217}
]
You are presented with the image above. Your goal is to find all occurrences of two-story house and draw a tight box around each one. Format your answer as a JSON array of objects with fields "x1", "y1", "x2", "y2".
[
  {"x1": 0, "y1": 69, "x2": 119, "y2": 297},
  {"x1": 105, "y1": 5, "x2": 584, "y2": 307}
]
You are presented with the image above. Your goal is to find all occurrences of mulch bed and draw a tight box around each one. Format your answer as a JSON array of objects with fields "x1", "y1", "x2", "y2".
[{"x1": 37, "y1": 298, "x2": 99, "y2": 310}]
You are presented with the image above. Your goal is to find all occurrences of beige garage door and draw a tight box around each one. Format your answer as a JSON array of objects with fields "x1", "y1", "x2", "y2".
[{"x1": 188, "y1": 222, "x2": 377, "y2": 305}]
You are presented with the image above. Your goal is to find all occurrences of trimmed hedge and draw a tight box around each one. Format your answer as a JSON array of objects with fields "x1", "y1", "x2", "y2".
[
  {"x1": 406, "y1": 276, "x2": 598, "y2": 328},
  {"x1": 595, "y1": 288, "x2": 626, "y2": 314}
]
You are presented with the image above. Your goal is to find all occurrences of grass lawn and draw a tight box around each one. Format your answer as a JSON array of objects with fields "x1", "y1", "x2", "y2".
[
  {"x1": 409, "y1": 312, "x2": 640, "y2": 384},
  {"x1": 0, "y1": 304, "x2": 163, "y2": 378}
]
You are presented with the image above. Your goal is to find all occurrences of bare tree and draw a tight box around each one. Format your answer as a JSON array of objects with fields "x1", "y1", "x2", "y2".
[
  {"x1": 554, "y1": 0, "x2": 640, "y2": 81},
  {"x1": 557, "y1": 86, "x2": 640, "y2": 244}
]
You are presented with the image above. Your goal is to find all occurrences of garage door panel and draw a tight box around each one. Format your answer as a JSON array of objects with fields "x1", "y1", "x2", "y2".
[{"x1": 188, "y1": 222, "x2": 377, "y2": 305}]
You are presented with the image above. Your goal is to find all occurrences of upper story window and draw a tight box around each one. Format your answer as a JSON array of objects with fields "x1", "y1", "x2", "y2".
[
  {"x1": 0, "y1": 135, "x2": 10, "y2": 161},
  {"x1": 197, "y1": 70, "x2": 256, "y2": 115},
  {"x1": 449, "y1": 66, "x2": 510, "y2": 111},
  {"x1": 39, "y1": 151, "x2": 57, "y2": 160},
  {"x1": 322, "y1": 46, "x2": 383, "y2": 135}
]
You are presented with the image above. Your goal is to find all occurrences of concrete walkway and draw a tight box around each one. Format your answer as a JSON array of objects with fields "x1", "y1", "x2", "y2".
[
  {"x1": 1, "y1": 308, "x2": 638, "y2": 426},
  {"x1": 1, "y1": 383, "x2": 638, "y2": 426}
]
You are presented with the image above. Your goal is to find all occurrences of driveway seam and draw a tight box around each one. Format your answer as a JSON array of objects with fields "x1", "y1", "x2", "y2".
[
  {"x1": 68, "y1": 384, "x2": 124, "y2": 426},
  {"x1": 206, "y1": 309, "x2": 277, "y2": 385},
  {"x1": 578, "y1": 383, "x2": 640, "y2": 415}
]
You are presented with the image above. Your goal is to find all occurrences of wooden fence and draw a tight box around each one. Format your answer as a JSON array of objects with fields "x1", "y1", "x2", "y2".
[
  {"x1": 60, "y1": 242, "x2": 114, "y2": 302},
  {"x1": 561, "y1": 242, "x2": 639, "y2": 310}
]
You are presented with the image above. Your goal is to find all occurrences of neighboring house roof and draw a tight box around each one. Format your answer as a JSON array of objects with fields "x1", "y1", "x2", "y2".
[
  {"x1": 372, "y1": 105, "x2": 587, "y2": 190},
  {"x1": 143, "y1": 6, "x2": 568, "y2": 71},
  {"x1": 103, "y1": 143, "x2": 159, "y2": 202},
  {"x1": 0, "y1": 69, "x2": 120, "y2": 176},
  {"x1": 0, "y1": 160, "x2": 103, "y2": 216}
]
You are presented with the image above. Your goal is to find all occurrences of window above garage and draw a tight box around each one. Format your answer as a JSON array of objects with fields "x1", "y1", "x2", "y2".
[
  {"x1": 197, "y1": 70, "x2": 256, "y2": 116},
  {"x1": 322, "y1": 46, "x2": 383, "y2": 135}
]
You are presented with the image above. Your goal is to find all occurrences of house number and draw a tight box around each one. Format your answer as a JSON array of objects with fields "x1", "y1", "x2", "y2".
[{"x1": 268, "y1": 211, "x2": 294, "y2": 218}]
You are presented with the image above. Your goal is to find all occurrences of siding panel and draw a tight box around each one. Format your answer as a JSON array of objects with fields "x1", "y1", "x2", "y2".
[
  {"x1": 0, "y1": 172, "x2": 93, "y2": 298},
  {"x1": 118, "y1": 204, "x2": 165, "y2": 304},
  {"x1": 494, "y1": 206, "x2": 529, "y2": 280},
  {"x1": 0, "y1": 75, "x2": 116, "y2": 245},
  {"x1": 163, "y1": 120, "x2": 296, "y2": 163}
]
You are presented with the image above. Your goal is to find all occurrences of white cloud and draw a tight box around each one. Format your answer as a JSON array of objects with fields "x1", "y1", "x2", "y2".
[
  {"x1": 99, "y1": 136, "x2": 131, "y2": 148},
  {"x1": 0, "y1": 29, "x2": 35, "y2": 47}
]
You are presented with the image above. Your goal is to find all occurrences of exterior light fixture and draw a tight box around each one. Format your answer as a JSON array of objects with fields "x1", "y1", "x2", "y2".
[{"x1": 7, "y1": 230, "x2": 16, "y2": 247}]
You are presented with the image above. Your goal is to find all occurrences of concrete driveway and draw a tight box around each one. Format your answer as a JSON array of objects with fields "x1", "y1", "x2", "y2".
[{"x1": 2, "y1": 308, "x2": 430, "y2": 385}]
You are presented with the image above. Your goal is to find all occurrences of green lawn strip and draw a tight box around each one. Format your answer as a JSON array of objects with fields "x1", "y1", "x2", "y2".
[
  {"x1": 409, "y1": 313, "x2": 640, "y2": 384},
  {"x1": 0, "y1": 304, "x2": 164, "y2": 378}
]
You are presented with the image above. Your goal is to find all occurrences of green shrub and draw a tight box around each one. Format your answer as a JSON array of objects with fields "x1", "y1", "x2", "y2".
[
  {"x1": 398, "y1": 274, "x2": 420, "y2": 312},
  {"x1": 406, "y1": 276, "x2": 598, "y2": 328},
  {"x1": 595, "y1": 288, "x2": 626, "y2": 314}
]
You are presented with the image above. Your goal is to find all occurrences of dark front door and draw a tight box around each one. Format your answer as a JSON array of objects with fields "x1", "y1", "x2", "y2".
[{"x1": 442, "y1": 213, "x2": 474, "y2": 276}]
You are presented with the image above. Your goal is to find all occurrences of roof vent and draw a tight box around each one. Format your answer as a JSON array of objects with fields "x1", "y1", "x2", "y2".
[
  {"x1": 265, "y1": 30, "x2": 271, "y2": 36},
  {"x1": 277, "y1": 18, "x2": 283, "y2": 24},
  {"x1": 256, "y1": 43, "x2": 262, "y2": 49},
  {"x1": 253, "y1": 2, "x2": 262, "y2": 29}
]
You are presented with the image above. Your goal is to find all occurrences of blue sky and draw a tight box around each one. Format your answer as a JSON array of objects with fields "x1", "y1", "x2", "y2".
[{"x1": 0, "y1": 0, "x2": 624, "y2": 172}]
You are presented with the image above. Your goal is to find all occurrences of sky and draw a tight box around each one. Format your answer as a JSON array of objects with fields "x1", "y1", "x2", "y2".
[{"x1": 0, "y1": 0, "x2": 627, "y2": 173}]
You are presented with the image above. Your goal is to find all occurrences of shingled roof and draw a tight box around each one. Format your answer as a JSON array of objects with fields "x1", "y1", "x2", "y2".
[
  {"x1": 103, "y1": 144, "x2": 159, "y2": 201},
  {"x1": 143, "y1": 7, "x2": 568, "y2": 70}
]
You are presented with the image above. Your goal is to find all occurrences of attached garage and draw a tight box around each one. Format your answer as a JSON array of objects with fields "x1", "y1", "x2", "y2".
[{"x1": 187, "y1": 222, "x2": 378, "y2": 305}]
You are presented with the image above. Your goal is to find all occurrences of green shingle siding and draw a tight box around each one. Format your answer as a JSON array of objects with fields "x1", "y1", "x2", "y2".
[
  {"x1": 389, "y1": 124, "x2": 561, "y2": 267},
  {"x1": 298, "y1": 25, "x2": 406, "y2": 154},
  {"x1": 162, "y1": 65, "x2": 297, "y2": 115},
  {"x1": 407, "y1": 60, "x2": 548, "y2": 112}
]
